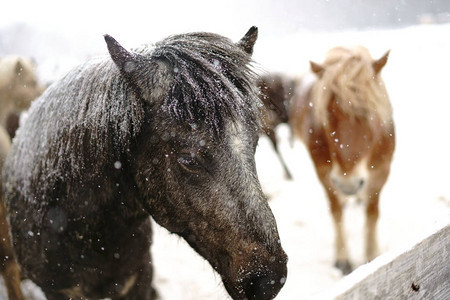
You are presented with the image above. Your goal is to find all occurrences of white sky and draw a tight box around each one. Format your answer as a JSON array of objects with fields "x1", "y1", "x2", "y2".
[
  {"x1": 4, "y1": 0, "x2": 446, "y2": 46},
  {"x1": 2, "y1": 0, "x2": 291, "y2": 42}
]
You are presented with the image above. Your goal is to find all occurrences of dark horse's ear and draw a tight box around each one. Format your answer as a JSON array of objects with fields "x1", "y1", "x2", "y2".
[
  {"x1": 372, "y1": 50, "x2": 390, "y2": 74},
  {"x1": 310, "y1": 61, "x2": 325, "y2": 77},
  {"x1": 104, "y1": 34, "x2": 172, "y2": 103},
  {"x1": 104, "y1": 34, "x2": 139, "y2": 74},
  {"x1": 237, "y1": 26, "x2": 258, "y2": 55}
]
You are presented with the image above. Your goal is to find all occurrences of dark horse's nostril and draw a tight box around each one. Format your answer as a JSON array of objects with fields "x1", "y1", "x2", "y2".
[{"x1": 242, "y1": 273, "x2": 286, "y2": 300}]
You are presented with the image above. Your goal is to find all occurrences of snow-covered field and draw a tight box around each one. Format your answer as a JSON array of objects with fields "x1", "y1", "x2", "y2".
[{"x1": 1, "y1": 18, "x2": 449, "y2": 300}]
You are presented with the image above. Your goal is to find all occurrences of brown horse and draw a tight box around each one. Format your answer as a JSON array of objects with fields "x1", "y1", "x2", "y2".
[
  {"x1": 257, "y1": 74, "x2": 298, "y2": 179},
  {"x1": 290, "y1": 46, "x2": 395, "y2": 274},
  {"x1": 0, "y1": 55, "x2": 45, "y2": 138},
  {"x1": 0, "y1": 125, "x2": 24, "y2": 300}
]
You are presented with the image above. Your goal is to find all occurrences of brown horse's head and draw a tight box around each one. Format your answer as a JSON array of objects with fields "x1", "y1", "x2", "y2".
[
  {"x1": 310, "y1": 47, "x2": 391, "y2": 127},
  {"x1": 309, "y1": 47, "x2": 393, "y2": 187},
  {"x1": 0, "y1": 56, "x2": 45, "y2": 139},
  {"x1": 0, "y1": 56, "x2": 45, "y2": 112}
]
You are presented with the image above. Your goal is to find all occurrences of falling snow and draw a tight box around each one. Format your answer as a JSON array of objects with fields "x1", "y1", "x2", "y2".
[{"x1": 0, "y1": 20, "x2": 449, "y2": 300}]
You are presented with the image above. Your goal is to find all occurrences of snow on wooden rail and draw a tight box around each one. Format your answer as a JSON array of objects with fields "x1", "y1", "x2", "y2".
[{"x1": 315, "y1": 223, "x2": 449, "y2": 299}]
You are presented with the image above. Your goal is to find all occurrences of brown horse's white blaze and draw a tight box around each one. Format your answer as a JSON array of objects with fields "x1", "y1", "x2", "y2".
[{"x1": 290, "y1": 46, "x2": 395, "y2": 274}]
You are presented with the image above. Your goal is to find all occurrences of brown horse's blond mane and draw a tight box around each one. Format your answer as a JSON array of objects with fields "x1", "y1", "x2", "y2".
[{"x1": 311, "y1": 46, "x2": 392, "y2": 127}]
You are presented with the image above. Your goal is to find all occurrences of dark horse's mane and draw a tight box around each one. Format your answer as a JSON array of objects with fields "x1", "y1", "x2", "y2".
[
  {"x1": 5, "y1": 32, "x2": 261, "y2": 205},
  {"x1": 151, "y1": 32, "x2": 261, "y2": 133}
]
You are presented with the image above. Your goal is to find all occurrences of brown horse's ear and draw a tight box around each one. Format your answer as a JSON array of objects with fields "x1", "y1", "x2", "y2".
[
  {"x1": 15, "y1": 60, "x2": 24, "y2": 75},
  {"x1": 237, "y1": 26, "x2": 258, "y2": 55},
  {"x1": 372, "y1": 50, "x2": 390, "y2": 74},
  {"x1": 310, "y1": 61, "x2": 325, "y2": 77},
  {"x1": 104, "y1": 34, "x2": 138, "y2": 73}
]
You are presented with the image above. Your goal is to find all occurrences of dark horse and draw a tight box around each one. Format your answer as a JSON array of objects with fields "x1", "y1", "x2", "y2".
[
  {"x1": 257, "y1": 74, "x2": 297, "y2": 179},
  {"x1": 2, "y1": 27, "x2": 287, "y2": 299}
]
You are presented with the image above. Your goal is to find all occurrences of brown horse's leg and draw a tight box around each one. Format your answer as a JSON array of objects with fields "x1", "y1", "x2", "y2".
[
  {"x1": 307, "y1": 128, "x2": 353, "y2": 274},
  {"x1": 365, "y1": 130, "x2": 395, "y2": 263},
  {"x1": 326, "y1": 189, "x2": 352, "y2": 274},
  {"x1": 307, "y1": 131, "x2": 352, "y2": 274},
  {"x1": 315, "y1": 166, "x2": 352, "y2": 274},
  {"x1": 266, "y1": 128, "x2": 293, "y2": 180},
  {"x1": 365, "y1": 193, "x2": 379, "y2": 262},
  {"x1": 0, "y1": 199, "x2": 24, "y2": 300},
  {"x1": 364, "y1": 168, "x2": 389, "y2": 262}
]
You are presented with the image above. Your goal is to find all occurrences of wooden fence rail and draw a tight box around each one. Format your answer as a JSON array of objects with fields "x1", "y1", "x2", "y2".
[{"x1": 317, "y1": 223, "x2": 449, "y2": 299}]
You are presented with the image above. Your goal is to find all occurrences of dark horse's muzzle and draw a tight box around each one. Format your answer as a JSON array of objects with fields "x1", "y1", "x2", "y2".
[{"x1": 240, "y1": 250, "x2": 288, "y2": 300}]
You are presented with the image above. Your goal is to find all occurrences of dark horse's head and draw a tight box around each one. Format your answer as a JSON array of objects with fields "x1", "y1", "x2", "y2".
[
  {"x1": 257, "y1": 74, "x2": 294, "y2": 124},
  {"x1": 105, "y1": 28, "x2": 287, "y2": 299}
]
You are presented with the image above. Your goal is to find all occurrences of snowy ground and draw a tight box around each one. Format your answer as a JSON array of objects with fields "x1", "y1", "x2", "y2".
[{"x1": 1, "y1": 23, "x2": 450, "y2": 299}]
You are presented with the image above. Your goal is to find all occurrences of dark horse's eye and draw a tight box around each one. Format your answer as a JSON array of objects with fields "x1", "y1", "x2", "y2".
[{"x1": 177, "y1": 153, "x2": 203, "y2": 173}]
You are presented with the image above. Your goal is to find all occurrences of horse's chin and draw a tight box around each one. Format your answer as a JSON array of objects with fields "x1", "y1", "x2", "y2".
[
  {"x1": 219, "y1": 253, "x2": 288, "y2": 300},
  {"x1": 221, "y1": 280, "x2": 247, "y2": 300},
  {"x1": 222, "y1": 267, "x2": 287, "y2": 300}
]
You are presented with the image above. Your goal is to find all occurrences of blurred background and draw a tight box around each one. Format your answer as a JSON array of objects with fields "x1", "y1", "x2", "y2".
[{"x1": 1, "y1": 0, "x2": 450, "y2": 82}]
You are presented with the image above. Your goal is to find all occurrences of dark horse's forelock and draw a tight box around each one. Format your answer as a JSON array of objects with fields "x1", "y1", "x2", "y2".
[{"x1": 148, "y1": 32, "x2": 261, "y2": 134}]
